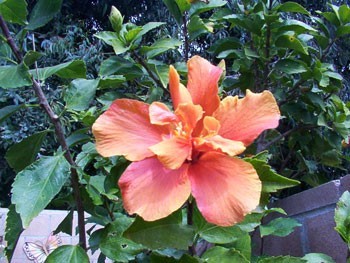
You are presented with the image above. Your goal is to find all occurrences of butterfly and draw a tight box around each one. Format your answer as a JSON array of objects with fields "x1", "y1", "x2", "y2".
[{"x1": 23, "y1": 233, "x2": 62, "y2": 263}]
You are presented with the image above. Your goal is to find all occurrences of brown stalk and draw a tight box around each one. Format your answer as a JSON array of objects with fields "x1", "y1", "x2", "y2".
[{"x1": 0, "y1": 16, "x2": 87, "y2": 250}]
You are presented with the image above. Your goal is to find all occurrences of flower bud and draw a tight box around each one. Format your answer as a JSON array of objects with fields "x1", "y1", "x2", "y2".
[{"x1": 109, "y1": 6, "x2": 123, "y2": 34}]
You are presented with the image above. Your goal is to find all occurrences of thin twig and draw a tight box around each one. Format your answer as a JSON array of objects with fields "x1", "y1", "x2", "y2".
[
  {"x1": 131, "y1": 51, "x2": 169, "y2": 95},
  {"x1": 186, "y1": 200, "x2": 195, "y2": 256},
  {"x1": 260, "y1": 125, "x2": 317, "y2": 152},
  {"x1": 182, "y1": 12, "x2": 189, "y2": 62},
  {"x1": 0, "y1": 15, "x2": 87, "y2": 250}
]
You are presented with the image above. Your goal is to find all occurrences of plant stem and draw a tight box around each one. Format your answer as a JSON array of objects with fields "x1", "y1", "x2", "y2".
[
  {"x1": 187, "y1": 200, "x2": 195, "y2": 256},
  {"x1": 182, "y1": 12, "x2": 190, "y2": 62},
  {"x1": 0, "y1": 15, "x2": 87, "y2": 250},
  {"x1": 131, "y1": 51, "x2": 169, "y2": 94}
]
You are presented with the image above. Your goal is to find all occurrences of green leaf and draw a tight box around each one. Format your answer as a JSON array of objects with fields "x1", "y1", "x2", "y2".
[
  {"x1": 124, "y1": 211, "x2": 194, "y2": 250},
  {"x1": 275, "y1": 59, "x2": 308, "y2": 74},
  {"x1": 64, "y1": 79, "x2": 99, "y2": 111},
  {"x1": 135, "y1": 22, "x2": 165, "y2": 42},
  {"x1": 46, "y1": 245, "x2": 89, "y2": 263},
  {"x1": 175, "y1": 0, "x2": 191, "y2": 13},
  {"x1": 0, "y1": 104, "x2": 25, "y2": 123},
  {"x1": 321, "y1": 12, "x2": 340, "y2": 26},
  {"x1": 335, "y1": 191, "x2": 350, "y2": 243},
  {"x1": 26, "y1": 0, "x2": 63, "y2": 30},
  {"x1": 11, "y1": 154, "x2": 70, "y2": 227},
  {"x1": 229, "y1": 231, "x2": 251, "y2": 261},
  {"x1": 23, "y1": 51, "x2": 43, "y2": 67},
  {"x1": 162, "y1": 0, "x2": 182, "y2": 24},
  {"x1": 202, "y1": 246, "x2": 249, "y2": 263},
  {"x1": 260, "y1": 217, "x2": 301, "y2": 237},
  {"x1": 279, "y1": 20, "x2": 317, "y2": 33},
  {"x1": 100, "y1": 236, "x2": 144, "y2": 262},
  {"x1": 94, "y1": 31, "x2": 119, "y2": 46},
  {"x1": 193, "y1": 205, "x2": 245, "y2": 244},
  {"x1": 54, "y1": 210, "x2": 74, "y2": 236},
  {"x1": 339, "y1": 5, "x2": 350, "y2": 24},
  {"x1": 336, "y1": 25, "x2": 350, "y2": 37},
  {"x1": 0, "y1": 0, "x2": 27, "y2": 25},
  {"x1": 0, "y1": 64, "x2": 32, "y2": 89},
  {"x1": 277, "y1": 2, "x2": 310, "y2": 15},
  {"x1": 275, "y1": 34, "x2": 309, "y2": 55},
  {"x1": 244, "y1": 158, "x2": 300, "y2": 193},
  {"x1": 189, "y1": 0, "x2": 227, "y2": 16},
  {"x1": 5, "y1": 130, "x2": 48, "y2": 172},
  {"x1": 30, "y1": 60, "x2": 86, "y2": 80},
  {"x1": 5, "y1": 205, "x2": 23, "y2": 262},
  {"x1": 323, "y1": 71, "x2": 343, "y2": 80},
  {"x1": 302, "y1": 253, "x2": 335, "y2": 263},
  {"x1": 99, "y1": 56, "x2": 142, "y2": 79},
  {"x1": 86, "y1": 175, "x2": 105, "y2": 206},
  {"x1": 258, "y1": 256, "x2": 307, "y2": 262},
  {"x1": 141, "y1": 38, "x2": 182, "y2": 58},
  {"x1": 66, "y1": 129, "x2": 90, "y2": 148},
  {"x1": 188, "y1": 15, "x2": 214, "y2": 40},
  {"x1": 98, "y1": 75, "x2": 126, "y2": 88},
  {"x1": 151, "y1": 252, "x2": 199, "y2": 263},
  {"x1": 100, "y1": 217, "x2": 144, "y2": 262}
]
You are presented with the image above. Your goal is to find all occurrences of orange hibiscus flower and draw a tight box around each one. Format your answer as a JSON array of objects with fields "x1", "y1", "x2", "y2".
[{"x1": 92, "y1": 56, "x2": 280, "y2": 226}]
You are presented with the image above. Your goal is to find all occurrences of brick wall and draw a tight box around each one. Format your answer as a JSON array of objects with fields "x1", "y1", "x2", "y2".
[{"x1": 253, "y1": 175, "x2": 350, "y2": 263}]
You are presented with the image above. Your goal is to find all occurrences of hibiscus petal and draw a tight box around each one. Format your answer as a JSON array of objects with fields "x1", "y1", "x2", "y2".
[
  {"x1": 119, "y1": 157, "x2": 191, "y2": 221},
  {"x1": 213, "y1": 90, "x2": 280, "y2": 146},
  {"x1": 92, "y1": 99, "x2": 167, "y2": 160},
  {"x1": 149, "y1": 136, "x2": 192, "y2": 169},
  {"x1": 194, "y1": 135, "x2": 246, "y2": 156},
  {"x1": 188, "y1": 152, "x2": 261, "y2": 226},
  {"x1": 169, "y1": 65, "x2": 192, "y2": 109},
  {"x1": 149, "y1": 102, "x2": 177, "y2": 125},
  {"x1": 175, "y1": 103, "x2": 203, "y2": 133},
  {"x1": 187, "y1": 56, "x2": 222, "y2": 115},
  {"x1": 201, "y1": 116, "x2": 221, "y2": 137}
]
